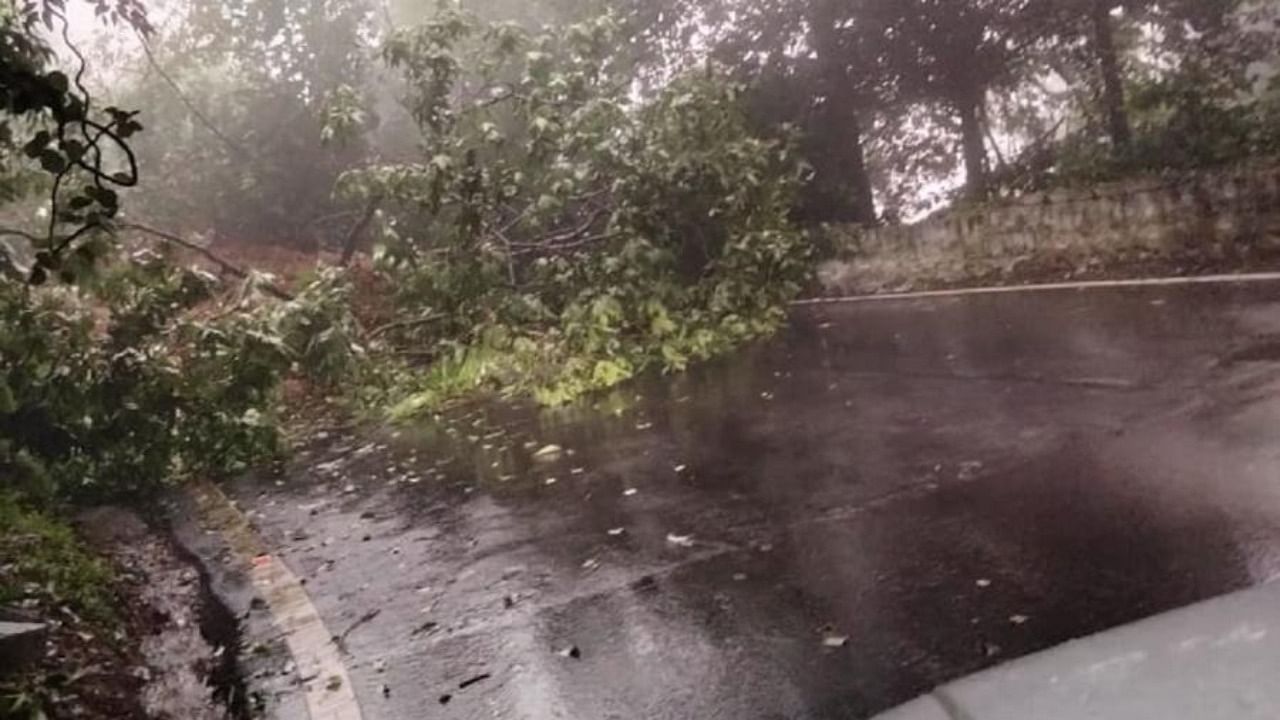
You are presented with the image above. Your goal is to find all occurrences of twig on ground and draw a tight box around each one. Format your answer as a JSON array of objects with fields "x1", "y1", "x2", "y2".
[{"x1": 332, "y1": 608, "x2": 381, "y2": 654}]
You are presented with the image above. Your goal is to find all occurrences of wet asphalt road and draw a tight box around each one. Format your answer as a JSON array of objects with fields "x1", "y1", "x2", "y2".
[{"x1": 226, "y1": 282, "x2": 1280, "y2": 720}]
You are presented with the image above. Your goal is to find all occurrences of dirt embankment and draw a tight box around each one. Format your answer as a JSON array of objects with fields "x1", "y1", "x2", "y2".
[{"x1": 3, "y1": 507, "x2": 244, "y2": 720}]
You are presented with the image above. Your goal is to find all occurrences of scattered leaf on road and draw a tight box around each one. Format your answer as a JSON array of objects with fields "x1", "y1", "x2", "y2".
[
  {"x1": 822, "y1": 634, "x2": 849, "y2": 648},
  {"x1": 533, "y1": 444, "x2": 563, "y2": 460},
  {"x1": 666, "y1": 533, "x2": 694, "y2": 548},
  {"x1": 410, "y1": 621, "x2": 438, "y2": 637}
]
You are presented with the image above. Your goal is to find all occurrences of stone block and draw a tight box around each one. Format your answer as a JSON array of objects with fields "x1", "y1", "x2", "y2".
[{"x1": 0, "y1": 621, "x2": 48, "y2": 674}]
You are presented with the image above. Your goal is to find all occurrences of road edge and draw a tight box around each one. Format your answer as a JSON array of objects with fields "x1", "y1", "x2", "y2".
[
  {"x1": 187, "y1": 480, "x2": 364, "y2": 720},
  {"x1": 796, "y1": 272, "x2": 1280, "y2": 305}
]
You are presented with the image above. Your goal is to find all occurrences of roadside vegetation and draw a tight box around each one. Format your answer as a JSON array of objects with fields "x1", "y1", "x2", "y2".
[{"x1": 1, "y1": 0, "x2": 1277, "y2": 715}]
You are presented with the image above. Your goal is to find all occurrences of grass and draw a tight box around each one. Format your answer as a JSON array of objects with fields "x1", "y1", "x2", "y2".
[{"x1": 0, "y1": 494, "x2": 116, "y2": 626}]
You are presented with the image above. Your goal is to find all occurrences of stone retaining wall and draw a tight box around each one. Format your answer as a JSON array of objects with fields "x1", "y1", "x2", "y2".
[{"x1": 817, "y1": 163, "x2": 1280, "y2": 295}]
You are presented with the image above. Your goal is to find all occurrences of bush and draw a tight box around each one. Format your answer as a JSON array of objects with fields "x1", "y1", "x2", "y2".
[{"x1": 0, "y1": 254, "x2": 291, "y2": 505}]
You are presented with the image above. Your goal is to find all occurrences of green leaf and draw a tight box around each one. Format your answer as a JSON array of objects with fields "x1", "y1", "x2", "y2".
[
  {"x1": 62, "y1": 139, "x2": 86, "y2": 163},
  {"x1": 22, "y1": 131, "x2": 51, "y2": 158},
  {"x1": 87, "y1": 186, "x2": 119, "y2": 209},
  {"x1": 0, "y1": 381, "x2": 17, "y2": 414},
  {"x1": 39, "y1": 149, "x2": 67, "y2": 174},
  {"x1": 46, "y1": 71, "x2": 69, "y2": 93}
]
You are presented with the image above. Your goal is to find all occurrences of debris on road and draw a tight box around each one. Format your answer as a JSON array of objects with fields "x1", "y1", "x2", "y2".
[
  {"x1": 458, "y1": 673, "x2": 492, "y2": 689},
  {"x1": 410, "y1": 620, "x2": 439, "y2": 637},
  {"x1": 558, "y1": 645, "x2": 582, "y2": 659},
  {"x1": 822, "y1": 633, "x2": 850, "y2": 648},
  {"x1": 333, "y1": 609, "x2": 381, "y2": 653},
  {"x1": 666, "y1": 533, "x2": 695, "y2": 548},
  {"x1": 533, "y1": 444, "x2": 563, "y2": 461}
]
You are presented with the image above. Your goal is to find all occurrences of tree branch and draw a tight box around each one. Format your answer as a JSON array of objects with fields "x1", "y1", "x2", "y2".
[
  {"x1": 135, "y1": 31, "x2": 252, "y2": 160},
  {"x1": 509, "y1": 207, "x2": 612, "y2": 252},
  {"x1": 368, "y1": 313, "x2": 447, "y2": 339},
  {"x1": 120, "y1": 222, "x2": 294, "y2": 301},
  {"x1": 0, "y1": 228, "x2": 40, "y2": 244}
]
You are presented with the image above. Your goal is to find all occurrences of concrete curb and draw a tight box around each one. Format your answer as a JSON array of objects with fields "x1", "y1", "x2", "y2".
[
  {"x1": 796, "y1": 272, "x2": 1280, "y2": 306},
  {"x1": 872, "y1": 581, "x2": 1280, "y2": 720},
  {"x1": 191, "y1": 481, "x2": 364, "y2": 720}
]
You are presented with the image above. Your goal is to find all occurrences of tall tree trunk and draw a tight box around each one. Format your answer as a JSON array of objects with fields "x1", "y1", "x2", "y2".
[
  {"x1": 1092, "y1": 0, "x2": 1132, "y2": 154},
  {"x1": 957, "y1": 92, "x2": 989, "y2": 200},
  {"x1": 807, "y1": 0, "x2": 878, "y2": 225}
]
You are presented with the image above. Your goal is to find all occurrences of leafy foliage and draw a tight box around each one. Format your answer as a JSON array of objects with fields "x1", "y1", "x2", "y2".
[
  {"x1": 338, "y1": 10, "x2": 809, "y2": 411},
  {"x1": 1, "y1": 0, "x2": 150, "y2": 284},
  {"x1": 0, "y1": 254, "x2": 292, "y2": 505},
  {"x1": 266, "y1": 266, "x2": 365, "y2": 386}
]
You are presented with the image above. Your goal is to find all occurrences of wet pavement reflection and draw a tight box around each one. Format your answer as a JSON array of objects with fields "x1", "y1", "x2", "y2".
[{"x1": 231, "y1": 282, "x2": 1280, "y2": 719}]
